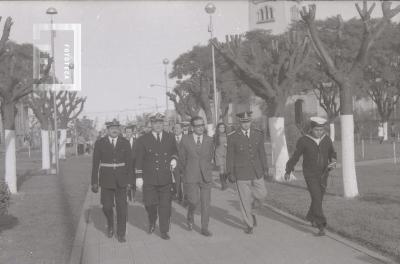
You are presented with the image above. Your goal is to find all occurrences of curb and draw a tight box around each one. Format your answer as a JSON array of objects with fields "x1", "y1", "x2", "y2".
[
  {"x1": 68, "y1": 186, "x2": 92, "y2": 264},
  {"x1": 225, "y1": 186, "x2": 396, "y2": 264}
]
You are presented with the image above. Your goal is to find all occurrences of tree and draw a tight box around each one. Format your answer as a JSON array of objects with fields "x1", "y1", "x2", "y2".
[
  {"x1": 363, "y1": 57, "x2": 400, "y2": 141},
  {"x1": 56, "y1": 91, "x2": 86, "y2": 159},
  {"x1": 300, "y1": 1, "x2": 400, "y2": 197},
  {"x1": 211, "y1": 29, "x2": 310, "y2": 181},
  {"x1": 298, "y1": 62, "x2": 340, "y2": 141},
  {"x1": 25, "y1": 91, "x2": 53, "y2": 170},
  {"x1": 169, "y1": 44, "x2": 251, "y2": 126},
  {"x1": 0, "y1": 17, "x2": 52, "y2": 193}
]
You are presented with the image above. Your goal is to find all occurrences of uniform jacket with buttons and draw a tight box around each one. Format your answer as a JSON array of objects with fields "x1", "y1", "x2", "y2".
[
  {"x1": 91, "y1": 135, "x2": 134, "y2": 189},
  {"x1": 180, "y1": 134, "x2": 215, "y2": 183},
  {"x1": 135, "y1": 131, "x2": 179, "y2": 186},
  {"x1": 285, "y1": 134, "x2": 336, "y2": 178},
  {"x1": 226, "y1": 128, "x2": 268, "y2": 181}
]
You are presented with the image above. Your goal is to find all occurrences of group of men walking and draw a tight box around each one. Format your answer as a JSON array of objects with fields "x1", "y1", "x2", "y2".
[{"x1": 91, "y1": 111, "x2": 336, "y2": 242}]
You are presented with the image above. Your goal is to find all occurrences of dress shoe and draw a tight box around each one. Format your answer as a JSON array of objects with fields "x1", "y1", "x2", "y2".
[
  {"x1": 252, "y1": 215, "x2": 257, "y2": 227},
  {"x1": 161, "y1": 232, "x2": 170, "y2": 240},
  {"x1": 200, "y1": 229, "x2": 212, "y2": 237},
  {"x1": 148, "y1": 223, "x2": 155, "y2": 234},
  {"x1": 317, "y1": 228, "x2": 326, "y2": 236},
  {"x1": 244, "y1": 226, "x2": 253, "y2": 234},
  {"x1": 107, "y1": 226, "x2": 114, "y2": 238},
  {"x1": 117, "y1": 235, "x2": 126, "y2": 243}
]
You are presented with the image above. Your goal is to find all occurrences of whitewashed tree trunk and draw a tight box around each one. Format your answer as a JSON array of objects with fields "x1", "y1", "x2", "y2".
[
  {"x1": 50, "y1": 130, "x2": 56, "y2": 165},
  {"x1": 383, "y1": 121, "x2": 388, "y2": 141},
  {"x1": 206, "y1": 123, "x2": 215, "y2": 137},
  {"x1": 41, "y1": 130, "x2": 50, "y2": 170},
  {"x1": 268, "y1": 117, "x2": 295, "y2": 182},
  {"x1": 5, "y1": 130, "x2": 17, "y2": 193},
  {"x1": 340, "y1": 115, "x2": 359, "y2": 198},
  {"x1": 59, "y1": 129, "x2": 67, "y2": 160},
  {"x1": 329, "y1": 122, "x2": 335, "y2": 142}
]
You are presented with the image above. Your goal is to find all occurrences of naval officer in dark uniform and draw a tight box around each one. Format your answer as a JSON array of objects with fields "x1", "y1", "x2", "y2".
[
  {"x1": 135, "y1": 112, "x2": 179, "y2": 240},
  {"x1": 226, "y1": 111, "x2": 269, "y2": 234},
  {"x1": 285, "y1": 116, "x2": 337, "y2": 236},
  {"x1": 91, "y1": 119, "x2": 134, "y2": 242}
]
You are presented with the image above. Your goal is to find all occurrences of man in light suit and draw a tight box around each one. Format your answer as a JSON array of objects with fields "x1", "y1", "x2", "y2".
[{"x1": 180, "y1": 116, "x2": 215, "y2": 237}]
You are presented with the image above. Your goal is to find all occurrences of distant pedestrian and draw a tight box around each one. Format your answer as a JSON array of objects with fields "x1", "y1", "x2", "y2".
[
  {"x1": 135, "y1": 112, "x2": 179, "y2": 240},
  {"x1": 213, "y1": 122, "x2": 228, "y2": 190},
  {"x1": 226, "y1": 111, "x2": 269, "y2": 234},
  {"x1": 77, "y1": 134, "x2": 85, "y2": 155},
  {"x1": 180, "y1": 116, "x2": 215, "y2": 237},
  {"x1": 91, "y1": 119, "x2": 134, "y2": 243},
  {"x1": 285, "y1": 116, "x2": 336, "y2": 236},
  {"x1": 378, "y1": 122, "x2": 384, "y2": 144}
]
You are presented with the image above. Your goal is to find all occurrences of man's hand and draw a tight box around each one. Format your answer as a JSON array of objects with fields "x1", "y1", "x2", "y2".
[
  {"x1": 170, "y1": 159, "x2": 177, "y2": 170},
  {"x1": 91, "y1": 184, "x2": 99, "y2": 193},
  {"x1": 284, "y1": 172, "x2": 291, "y2": 181},
  {"x1": 327, "y1": 159, "x2": 337, "y2": 171}
]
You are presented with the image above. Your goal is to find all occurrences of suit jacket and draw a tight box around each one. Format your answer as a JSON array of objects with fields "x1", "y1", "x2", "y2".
[
  {"x1": 135, "y1": 131, "x2": 179, "y2": 186},
  {"x1": 226, "y1": 128, "x2": 268, "y2": 181},
  {"x1": 180, "y1": 134, "x2": 215, "y2": 183},
  {"x1": 174, "y1": 133, "x2": 185, "y2": 175},
  {"x1": 91, "y1": 136, "x2": 134, "y2": 189}
]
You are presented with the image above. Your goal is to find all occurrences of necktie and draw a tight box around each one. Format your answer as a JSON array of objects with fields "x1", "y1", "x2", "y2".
[
  {"x1": 112, "y1": 138, "x2": 116, "y2": 147},
  {"x1": 245, "y1": 130, "x2": 249, "y2": 138},
  {"x1": 197, "y1": 136, "x2": 201, "y2": 145},
  {"x1": 176, "y1": 136, "x2": 180, "y2": 143},
  {"x1": 157, "y1": 133, "x2": 161, "y2": 143}
]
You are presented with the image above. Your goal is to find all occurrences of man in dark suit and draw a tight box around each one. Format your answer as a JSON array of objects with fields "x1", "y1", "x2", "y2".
[
  {"x1": 91, "y1": 119, "x2": 134, "y2": 242},
  {"x1": 172, "y1": 122, "x2": 184, "y2": 202},
  {"x1": 226, "y1": 111, "x2": 269, "y2": 234},
  {"x1": 135, "y1": 112, "x2": 179, "y2": 240},
  {"x1": 180, "y1": 116, "x2": 215, "y2": 237}
]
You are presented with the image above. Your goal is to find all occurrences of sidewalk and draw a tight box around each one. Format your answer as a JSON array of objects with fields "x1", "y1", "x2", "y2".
[{"x1": 70, "y1": 177, "x2": 392, "y2": 264}]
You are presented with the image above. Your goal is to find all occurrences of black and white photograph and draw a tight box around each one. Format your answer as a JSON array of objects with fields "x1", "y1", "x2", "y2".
[{"x1": 0, "y1": 0, "x2": 399, "y2": 263}]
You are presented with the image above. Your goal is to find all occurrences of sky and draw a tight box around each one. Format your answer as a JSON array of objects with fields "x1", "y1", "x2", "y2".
[{"x1": 0, "y1": 1, "x2": 399, "y2": 128}]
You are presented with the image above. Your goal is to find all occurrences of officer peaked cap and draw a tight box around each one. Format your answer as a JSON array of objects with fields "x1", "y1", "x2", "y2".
[
  {"x1": 236, "y1": 111, "x2": 253, "y2": 122},
  {"x1": 150, "y1": 112, "x2": 165, "y2": 122},
  {"x1": 105, "y1": 118, "x2": 120, "y2": 128}
]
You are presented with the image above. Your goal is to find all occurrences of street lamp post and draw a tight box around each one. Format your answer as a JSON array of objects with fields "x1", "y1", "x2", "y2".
[
  {"x1": 46, "y1": 7, "x2": 59, "y2": 175},
  {"x1": 163, "y1": 59, "x2": 169, "y2": 113},
  {"x1": 205, "y1": 2, "x2": 218, "y2": 126}
]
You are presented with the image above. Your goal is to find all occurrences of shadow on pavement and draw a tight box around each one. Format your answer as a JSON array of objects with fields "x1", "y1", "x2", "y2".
[
  {"x1": 87, "y1": 206, "x2": 107, "y2": 236},
  {"x1": 0, "y1": 214, "x2": 19, "y2": 233},
  {"x1": 228, "y1": 199, "x2": 316, "y2": 236},
  {"x1": 209, "y1": 204, "x2": 244, "y2": 230},
  {"x1": 127, "y1": 203, "x2": 148, "y2": 233}
]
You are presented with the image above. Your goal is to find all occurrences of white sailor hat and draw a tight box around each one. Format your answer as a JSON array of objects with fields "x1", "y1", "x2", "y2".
[{"x1": 310, "y1": 116, "x2": 327, "y2": 127}]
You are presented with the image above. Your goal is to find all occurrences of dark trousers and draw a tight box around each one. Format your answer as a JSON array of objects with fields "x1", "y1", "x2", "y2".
[
  {"x1": 173, "y1": 171, "x2": 183, "y2": 201},
  {"x1": 304, "y1": 175, "x2": 326, "y2": 228},
  {"x1": 143, "y1": 183, "x2": 172, "y2": 233},
  {"x1": 101, "y1": 187, "x2": 127, "y2": 236},
  {"x1": 184, "y1": 181, "x2": 211, "y2": 230}
]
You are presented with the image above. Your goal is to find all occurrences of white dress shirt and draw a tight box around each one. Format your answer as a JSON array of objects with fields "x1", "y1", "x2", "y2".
[
  {"x1": 152, "y1": 131, "x2": 163, "y2": 142},
  {"x1": 109, "y1": 136, "x2": 117, "y2": 147},
  {"x1": 193, "y1": 134, "x2": 203, "y2": 144},
  {"x1": 175, "y1": 134, "x2": 182, "y2": 143},
  {"x1": 242, "y1": 128, "x2": 251, "y2": 138}
]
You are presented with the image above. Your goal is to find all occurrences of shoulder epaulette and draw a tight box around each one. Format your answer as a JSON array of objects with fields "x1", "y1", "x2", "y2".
[{"x1": 227, "y1": 131, "x2": 236, "y2": 136}]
